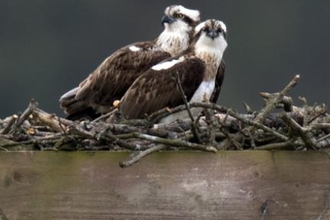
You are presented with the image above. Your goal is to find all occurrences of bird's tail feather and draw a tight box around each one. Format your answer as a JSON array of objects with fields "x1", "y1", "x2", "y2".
[{"x1": 59, "y1": 87, "x2": 99, "y2": 120}]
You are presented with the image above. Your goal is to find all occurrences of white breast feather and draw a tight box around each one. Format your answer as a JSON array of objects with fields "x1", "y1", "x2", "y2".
[
  {"x1": 190, "y1": 80, "x2": 215, "y2": 102},
  {"x1": 159, "y1": 80, "x2": 215, "y2": 123}
]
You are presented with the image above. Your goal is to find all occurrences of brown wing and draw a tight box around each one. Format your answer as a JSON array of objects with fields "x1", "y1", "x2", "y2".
[
  {"x1": 61, "y1": 41, "x2": 171, "y2": 117},
  {"x1": 210, "y1": 59, "x2": 225, "y2": 104},
  {"x1": 119, "y1": 57, "x2": 205, "y2": 119}
]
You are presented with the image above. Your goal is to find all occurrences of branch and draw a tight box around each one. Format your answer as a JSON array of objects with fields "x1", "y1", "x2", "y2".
[
  {"x1": 0, "y1": 115, "x2": 17, "y2": 134},
  {"x1": 281, "y1": 112, "x2": 317, "y2": 150},
  {"x1": 227, "y1": 109, "x2": 288, "y2": 141},
  {"x1": 148, "y1": 102, "x2": 228, "y2": 124},
  {"x1": 255, "y1": 74, "x2": 300, "y2": 124},
  {"x1": 174, "y1": 72, "x2": 201, "y2": 142},
  {"x1": 256, "y1": 140, "x2": 294, "y2": 150},
  {"x1": 132, "y1": 132, "x2": 217, "y2": 152},
  {"x1": 31, "y1": 108, "x2": 73, "y2": 132},
  {"x1": 119, "y1": 144, "x2": 167, "y2": 168},
  {"x1": 15, "y1": 99, "x2": 39, "y2": 129}
]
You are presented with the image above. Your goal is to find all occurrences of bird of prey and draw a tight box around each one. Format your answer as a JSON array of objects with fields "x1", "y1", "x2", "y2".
[
  {"x1": 117, "y1": 19, "x2": 228, "y2": 123},
  {"x1": 59, "y1": 5, "x2": 200, "y2": 120}
]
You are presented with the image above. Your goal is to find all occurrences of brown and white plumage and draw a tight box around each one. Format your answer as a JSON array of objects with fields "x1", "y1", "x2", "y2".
[
  {"x1": 59, "y1": 5, "x2": 200, "y2": 120},
  {"x1": 118, "y1": 19, "x2": 228, "y2": 123},
  {"x1": 210, "y1": 60, "x2": 226, "y2": 104}
]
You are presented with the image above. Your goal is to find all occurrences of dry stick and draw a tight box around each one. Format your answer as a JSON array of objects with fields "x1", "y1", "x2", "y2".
[
  {"x1": 1, "y1": 133, "x2": 70, "y2": 148},
  {"x1": 32, "y1": 108, "x2": 73, "y2": 132},
  {"x1": 281, "y1": 112, "x2": 317, "y2": 150},
  {"x1": 256, "y1": 140, "x2": 294, "y2": 150},
  {"x1": 238, "y1": 75, "x2": 300, "y2": 148},
  {"x1": 152, "y1": 102, "x2": 288, "y2": 148},
  {"x1": 15, "y1": 99, "x2": 39, "y2": 129},
  {"x1": 259, "y1": 92, "x2": 294, "y2": 112},
  {"x1": 307, "y1": 108, "x2": 328, "y2": 125},
  {"x1": 100, "y1": 132, "x2": 144, "y2": 151},
  {"x1": 115, "y1": 131, "x2": 214, "y2": 151},
  {"x1": 148, "y1": 102, "x2": 228, "y2": 124},
  {"x1": 203, "y1": 102, "x2": 216, "y2": 145},
  {"x1": 57, "y1": 116, "x2": 68, "y2": 134},
  {"x1": 254, "y1": 74, "x2": 300, "y2": 124},
  {"x1": 0, "y1": 115, "x2": 17, "y2": 134},
  {"x1": 119, "y1": 144, "x2": 167, "y2": 168},
  {"x1": 132, "y1": 132, "x2": 217, "y2": 152},
  {"x1": 174, "y1": 72, "x2": 201, "y2": 143},
  {"x1": 317, "y1": 139, "x2": 330, "y2": 149},
  {"x1": 0, "y1": 146, "x2": 9, "y2": 151},
  {"x1": 92, "y1": 111, "x2": 114, "y2": 123},
  {"x1": 227, "y1": 109, "x2": 288, "y2": 141},
  {"x1": 242, "y1": 101, "x2": 253, "y2": 114}
]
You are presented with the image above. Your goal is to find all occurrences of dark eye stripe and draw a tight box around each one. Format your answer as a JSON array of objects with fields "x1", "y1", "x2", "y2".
[{"x1": 183, "y1": 16, "x2": 193, "y2": 24}]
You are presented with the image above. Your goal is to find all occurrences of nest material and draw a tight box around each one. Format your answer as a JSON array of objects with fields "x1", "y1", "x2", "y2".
[{"x1": 1, "y1": 75, "x2": 330, "y2": 167}]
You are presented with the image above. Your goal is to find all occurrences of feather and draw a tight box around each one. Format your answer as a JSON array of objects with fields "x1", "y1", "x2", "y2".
[{"x1": 59, "y1": 5, "x2": 201, "y2": 120}]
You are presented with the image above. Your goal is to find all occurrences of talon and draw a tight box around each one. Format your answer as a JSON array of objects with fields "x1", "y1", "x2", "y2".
[{"x1": 113, "y1": 100, "x2": 121, "y2": 108}]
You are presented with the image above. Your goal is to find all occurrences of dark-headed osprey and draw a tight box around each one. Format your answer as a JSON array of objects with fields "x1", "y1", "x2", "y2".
[
  {"x1": 59, "y1": 5, "x2": 200, "y2": 119},
  {"x1": 117, "y1": 19, "x2": 228, "y2": 123}
]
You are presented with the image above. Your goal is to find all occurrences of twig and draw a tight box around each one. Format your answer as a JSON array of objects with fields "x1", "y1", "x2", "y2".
[
  {"x1": 92, "y1": 111, "x2": 114, "y2": 123},
  {"x1": 148, "y1": 102, "x2": 228, "y2": 124},
  {"x1": 57, "y1": 116, "x2": 68, "y2": 134},
  {"x1": 317, "y1": 132, "x2": 330, "y2": 143},
  {"x1": 242, "y1": 101, "x2": 254, "y2": 114},
  {"x1": 203, "y1": 101, "x2": 217, "y2": 145},
  {"x1": 15, "y1": 99, "x2": 39, "y2": 129},
  {"x1": 256, "y1": 140, "x2": 294, "y2": 150},
  {"x1": 255, "y1": 75, "x2": 300, "y2": 124},
  {"x1": 174, "y1": 72, "x2": 201, "y2": 143},
  {"x1": 227, "y1": 109, "x2": 288, "y2": 141},
  {"x1": 0, "y1": 115, "x2": 17, "y2": 134},
  {"x1": 32, "y1": 108, "x2": 73, "y2": 132},
  {"x1": 98, "y1": 132, "x2": 145, "y2": 151},
  {"x1": 281, "y1": 112, "x2": 317, "y2": 150},
  {"x1": 119, "y1": 144, "x2": 167, "y2": 168},
  {"x1": 259, "y1": 92, "x2": 294, "y2": 112},
  {"x1": 132, "y1": 132, "x2": 217, "y2": 152},
  {"x1": 307, "y1": 108, "x2": 327, "y2": 125}
]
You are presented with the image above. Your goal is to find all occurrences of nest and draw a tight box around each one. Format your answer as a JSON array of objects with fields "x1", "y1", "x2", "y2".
[{"x1": 1, "y1": 75, "x2": 330, "y2": 167}]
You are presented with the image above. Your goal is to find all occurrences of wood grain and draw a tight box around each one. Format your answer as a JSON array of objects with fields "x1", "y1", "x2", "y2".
[{"x1": 0, "y1": 151, "x2": 329, "y2": 220}]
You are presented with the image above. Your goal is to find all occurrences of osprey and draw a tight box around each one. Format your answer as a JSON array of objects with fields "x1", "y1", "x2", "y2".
[
  {"x1": 117, "y1": 19, "x2": 228, "y2": 123},
  {"x1": 59, "y1": 5, "x2": 200, "y2": 120}
]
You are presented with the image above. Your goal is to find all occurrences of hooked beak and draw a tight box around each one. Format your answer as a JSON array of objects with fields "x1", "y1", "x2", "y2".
[
  {"x1": 206, "y1": 30, "x2": 219, "y2": 40},
  {"x1": 161, "y1": 15, "x2": 176, "y2": 26}
]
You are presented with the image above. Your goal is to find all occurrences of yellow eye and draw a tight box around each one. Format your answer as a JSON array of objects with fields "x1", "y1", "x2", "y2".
[{"x1": 174, "y1": 13, "x2": 184, "y2": 18}]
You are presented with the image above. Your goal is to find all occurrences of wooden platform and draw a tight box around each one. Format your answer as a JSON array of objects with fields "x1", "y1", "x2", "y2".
[{"x1": 0, "y1": 151, "x2": 329, "y2": 220}]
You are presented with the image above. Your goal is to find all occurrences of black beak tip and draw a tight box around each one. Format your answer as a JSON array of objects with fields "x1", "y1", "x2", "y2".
[
  {"x1": 206, "y1": 30, "x2": 219, "y2": 40},
  {"x1": 161, "y1": 15, "x2": 175, "y2": 26}
]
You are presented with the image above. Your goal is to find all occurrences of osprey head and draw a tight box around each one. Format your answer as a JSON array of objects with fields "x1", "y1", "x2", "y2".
[
  {"x1": 161, "y1": 5, "x2": 200, "y2": 31},
  {"x1": 157, "y1": 5, "x2": 200, "y2": 56},
  {"x1": 194, "y1": 19, "x2": 228, "y2": 56}
]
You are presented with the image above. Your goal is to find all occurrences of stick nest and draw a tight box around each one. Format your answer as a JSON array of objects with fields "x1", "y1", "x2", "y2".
[{"x1": 1, "y1": 75, "x2": 330, "y2": 167}]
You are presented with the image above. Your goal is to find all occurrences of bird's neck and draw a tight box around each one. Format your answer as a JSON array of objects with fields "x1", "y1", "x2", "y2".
[
  {"x1": 156, "y1": 28, "x2": 191, "y2": 56},
  {"x1": 195, "y1": 46, "x2": 224, "y2": 81}
]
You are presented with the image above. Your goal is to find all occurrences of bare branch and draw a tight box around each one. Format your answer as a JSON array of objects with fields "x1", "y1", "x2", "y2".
[{"x1": 119, "y1": 144, "x2": 167, "y2": 168}]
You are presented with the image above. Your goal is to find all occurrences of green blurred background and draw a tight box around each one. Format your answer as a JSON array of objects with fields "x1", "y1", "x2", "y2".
[{"x1": 0, "y1": 1, "x2": 329, "y2": 118}]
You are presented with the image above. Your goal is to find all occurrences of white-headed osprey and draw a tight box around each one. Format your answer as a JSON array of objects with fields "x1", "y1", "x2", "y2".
[
  {"x1": 117, "y1": 19, "x2": 228, "y2": 123},
  {"x1": 59, "y1": 5, "x2": 200, "y2": 120}
]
